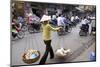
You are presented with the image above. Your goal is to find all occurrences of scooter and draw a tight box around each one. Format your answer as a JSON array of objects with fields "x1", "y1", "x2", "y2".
[
  {"x1": 28, "y1": 22, "x2": 41, "y2": 33},
  {"x1": 57, "y1": 24, "x2": 72, "y2": 36},
  {"x1": 79, "y1": 24, "x2": 89, "y2": 36},
  {"x1": 11, "y1": 25, "x2": 25, "y2": 40},
  {"x1": 57, "y1": 26, "x2": 66, "y2": 36}
]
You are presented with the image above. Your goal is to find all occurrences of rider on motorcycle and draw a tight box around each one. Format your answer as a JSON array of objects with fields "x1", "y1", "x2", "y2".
[
  {"x1": 57, "y1": 14, "x2": 66, "y2": 34},
  {"x1": 12, "y1": 18, "x2": 20, "y2": 38},
  {"x1": 17, "y1": 16, "x2": 25, "y2": 28},
  {"x1": 81, "y1": 16, "x2": 90, "y2": 32}
]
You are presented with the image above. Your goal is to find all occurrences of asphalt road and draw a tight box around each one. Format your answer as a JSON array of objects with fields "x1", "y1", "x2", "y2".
[{"x1": 11, "y1": 23, "x2": 96, "y2": 66}]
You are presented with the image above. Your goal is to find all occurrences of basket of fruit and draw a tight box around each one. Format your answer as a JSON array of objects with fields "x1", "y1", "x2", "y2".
[{"x1": 22, "y1": 49, "x2": 40, "y2": 64}]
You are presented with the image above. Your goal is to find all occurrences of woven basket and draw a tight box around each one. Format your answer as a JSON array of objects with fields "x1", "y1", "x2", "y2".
[{"x1": 22, "y1": 50, "x2": 40, "y2": 64}]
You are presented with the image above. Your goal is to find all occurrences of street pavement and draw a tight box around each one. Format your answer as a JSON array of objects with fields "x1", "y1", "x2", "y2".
[{"x1": 11, "y1": 23, "x2": 96, "y2": 66}]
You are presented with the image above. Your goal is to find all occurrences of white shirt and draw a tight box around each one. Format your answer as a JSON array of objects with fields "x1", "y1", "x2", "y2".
[
  {"x1": 71, "y1": 16, "x2": 75, "y2": 22},
  {"x1": 52, "y1": 15, "x2": 56, "y2": 20},
  {"x1": 81, "y1": 19, "x2": 89, "y2": 24},
  {"x1": 57, "y1": 17, "x2": 65, "y2": 26},
  {"x1": 75, "y1": 16, "x2": 79, "y2": 19}
]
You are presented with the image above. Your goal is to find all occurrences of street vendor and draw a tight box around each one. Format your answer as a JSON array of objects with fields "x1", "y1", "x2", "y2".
[{"x1": 39, "y1": 15, "x2": 62, "y2": 64}]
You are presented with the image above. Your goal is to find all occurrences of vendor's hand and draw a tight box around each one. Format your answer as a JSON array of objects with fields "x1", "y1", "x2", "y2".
[{"x1": 57, "y1": 27, "x2": 63, "y2": 31}]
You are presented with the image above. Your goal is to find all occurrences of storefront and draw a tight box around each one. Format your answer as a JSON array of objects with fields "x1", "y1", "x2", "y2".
[{"x1": 11, "y1": 1, "x2": 25, "y2": 18}]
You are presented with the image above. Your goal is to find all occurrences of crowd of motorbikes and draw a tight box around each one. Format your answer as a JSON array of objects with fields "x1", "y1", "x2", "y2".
[
  {"x1": 11, "y1": 17, "x2": 41, "y2": 41},
  {"x1": 11, "y1": 15, "x2": 96, "y2": 41},
  {"x1": 11, "y1": 19, "x2": 25, "y2": 40}
]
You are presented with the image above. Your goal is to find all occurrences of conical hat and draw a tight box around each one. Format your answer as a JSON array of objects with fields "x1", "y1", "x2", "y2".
[{"x1": 40, "y1": 15, "x2": 51, "y2": 22}]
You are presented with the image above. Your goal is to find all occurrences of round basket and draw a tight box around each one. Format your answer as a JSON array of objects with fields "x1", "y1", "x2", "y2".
[{"x1": 22, "y1": 50, "x2": 40, "y2": 64}]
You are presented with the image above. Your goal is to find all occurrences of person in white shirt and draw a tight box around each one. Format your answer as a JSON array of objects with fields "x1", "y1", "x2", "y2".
[
  {"x1": 75, "y1": 16, "x2": 79, "y2": 20},
  {"x1": 57, "y1": 14, "x2": 66, "y2": 35},
  {"x1": 57, "y1": 14, "x2": 65, "y2": 27},
  {"x1": 81, "y1": 16, "x2": 89, "y2": 24},
  {"x1": 75, "y1": 16, "x2": 80, "y2": 23},
  {"x1": 71, "y1": 15, "x2": 75, "y2": 22},
  {"x1": 81, "y1": 16, "x2": 89, "y2": 32}
]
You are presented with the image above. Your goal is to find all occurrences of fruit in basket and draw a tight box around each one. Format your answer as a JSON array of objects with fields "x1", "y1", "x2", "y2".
[{"x1": 22, "y1": 49, "x2": 40, "y2": 64}]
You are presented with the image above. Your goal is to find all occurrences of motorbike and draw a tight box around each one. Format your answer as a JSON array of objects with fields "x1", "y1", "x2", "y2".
[
  {"x1": 79, "y1": 24, "x2": 89, "y2": 36},
  {"x1": 11, "y1": 23, "x2": 25, "y2": 40},
  {"x1": 57, "y1": 23, "x2": 72, "y2": 36},
  {"x1": 57, "y1": 26, "x2": 66, "y2": 36},
  {"x1": 27, "y1": 22, "x2": 41, "y2": 33},
  {"x1": 21, "y1": 23, "x2": 28, "y2": 32},
  {"x1": 65, "y1": 23, "x2": 72, "y2": 33}
]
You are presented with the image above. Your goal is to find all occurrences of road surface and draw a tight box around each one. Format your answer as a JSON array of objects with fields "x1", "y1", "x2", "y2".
[{"x1": 11, "y1": 23, "x2": 96, "y2": 66}]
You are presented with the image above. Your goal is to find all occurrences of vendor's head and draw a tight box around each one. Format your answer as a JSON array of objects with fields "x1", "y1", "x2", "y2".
[
  {"x1": 40, "y1": 15, "x2": 51, "y2": 24},
  {"x1": 42, "y1": 20, "x2": 49, "y2": 25}
]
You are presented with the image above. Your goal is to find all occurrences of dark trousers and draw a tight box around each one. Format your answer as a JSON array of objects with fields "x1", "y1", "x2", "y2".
[
  {"x1": 39, "y1": 40, "x2": 54, "y2": 64},
  {"x1": 12, "y1": 32, "x2": 17, "y2": 38}
]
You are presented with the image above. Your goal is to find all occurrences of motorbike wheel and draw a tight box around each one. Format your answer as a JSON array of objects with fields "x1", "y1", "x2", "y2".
[
  {"x1": 79, "y1": 30, "x2": 82, "y2": 36},
  {"x1": 57, "y1": 28, "x2": 65, "y2": 36},
  {"x1": 57, "y1": 31, "x2": 62, "y2": 36},
  {"x1": 22, "y1": 26, "x2": 27, "y2": 32},
  {"x1": 28, "y1": 26, "x2": 34, "y2": 33},
  {"x1": 11, "y1": 32, "x2": 18, "y2": 41},
  {"x1": 85, "y1": 32, "x2": 88, "y2": 36},
  {"x1": 11, "y1": 35, "x2": 16, "y2": 41},
  {"x1": 67, "y1": 27, "x2": 72, "y2": 33},
  {"x1": 17, "y1": 31, "x2": 25, "y2": 39},
  {"x1": 79, "y1": 30, "x2": 87, "y2": 36}
]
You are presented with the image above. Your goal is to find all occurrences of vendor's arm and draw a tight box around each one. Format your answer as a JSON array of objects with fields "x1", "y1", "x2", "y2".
[{"x1": 48, "y1": 24, "x2": 61, "y2": 31}]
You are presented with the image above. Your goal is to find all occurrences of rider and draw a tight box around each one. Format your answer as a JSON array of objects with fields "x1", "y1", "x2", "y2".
[
  {"x1": 62, "y1": 15, "x2": 70, "y2": 32},
  {"x1": 57, "y1": 14, "x2": 66, "y2": 33},
  {"x1": 28, "y1": 13, "x2": 41, "y2": 32},
  {"x1": 70, "y1": 15, "x2": 75, "y2": 25},
  {"x1": 12, "y1": 18, "x2": 20, "y2": 38},
  {"x1": 17, "y1": 15, "x2": 25, "y2": 28},
  {"x1": 51, "y1": 15, "x2": 57, "y2": 26},
  {"x1": 57, "y1": 14, "x2": 65, "y2": 27},
  {"x1": 81, "y1": 16, "x2": 89, "y2": 32}
]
